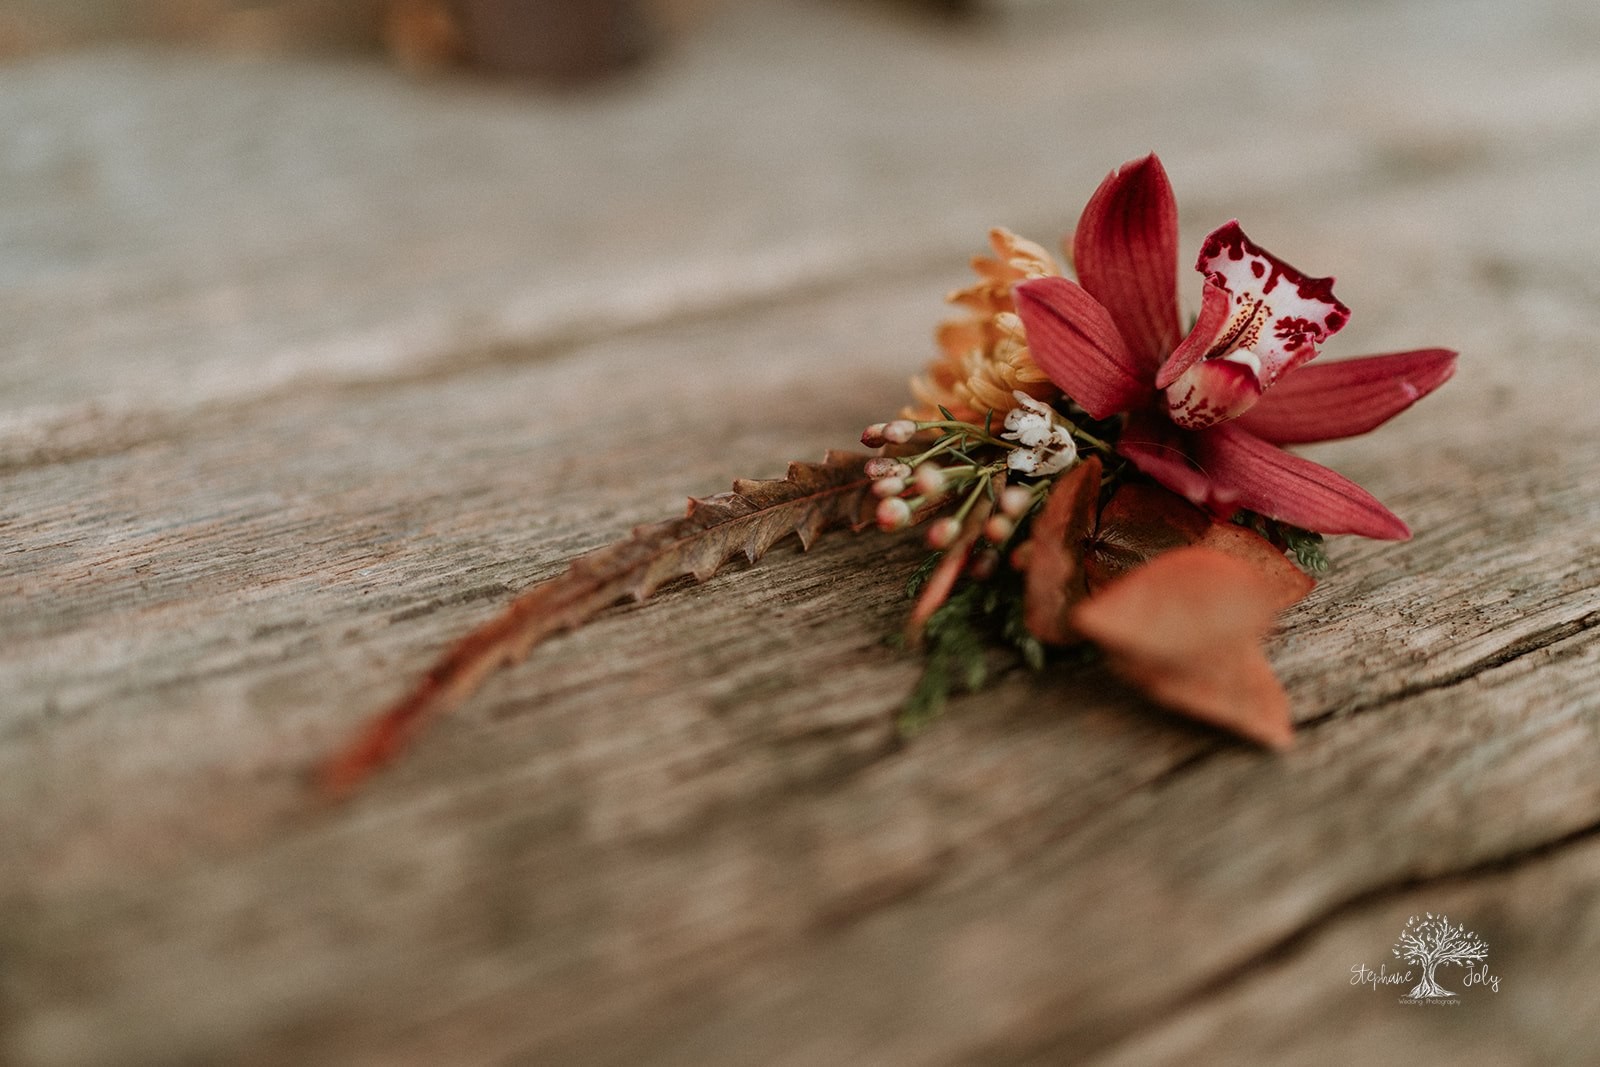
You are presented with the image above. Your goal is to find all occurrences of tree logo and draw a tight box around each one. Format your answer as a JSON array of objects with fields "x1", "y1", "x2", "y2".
[
  {"x1": 1350, "y1": 912, "x2": 1501, "y2": 1003},
  {"x1": 1392, "y1": 913, "x2": 1488, "y2": 1000}
]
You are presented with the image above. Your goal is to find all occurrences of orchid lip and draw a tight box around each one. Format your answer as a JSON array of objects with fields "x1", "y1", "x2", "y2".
[
  {"x1": 1165, "y1": 350, "x2": 1265, "y2": 430},
  {"x1": 1207, "y1": 297, "x2": 1268, "y2": 360},
  {"x1": 1188, "y1": 221, "x2": 1351, "y2": 389}
]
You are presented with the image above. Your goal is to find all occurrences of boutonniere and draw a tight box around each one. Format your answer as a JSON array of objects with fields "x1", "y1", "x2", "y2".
[{"x1": 323, "y1": 154, "x2": 1455, "y2": 795}]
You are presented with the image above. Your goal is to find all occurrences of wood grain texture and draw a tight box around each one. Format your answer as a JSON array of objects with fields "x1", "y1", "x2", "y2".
[{"x1": 3, "y1": 1, "x2": 1599, "y2": 1064}]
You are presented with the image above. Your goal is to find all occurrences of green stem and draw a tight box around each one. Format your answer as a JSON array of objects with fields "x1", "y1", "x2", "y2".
[
  {"x1": 913, "y1": 419, "x2": 1012, "y2": 450},
  {"x1": 951, "y1": 466, "x2": 1003, "y2": 525},
  {"x1": 952, "y1": 485, "x2": 984, "y2": 525},
  {"x1": 1068, "y1": 425, "x2": 1115, "y2": 453}
]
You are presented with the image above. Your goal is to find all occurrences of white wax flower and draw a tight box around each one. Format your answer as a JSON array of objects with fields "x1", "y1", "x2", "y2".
[{"x1": 1002, "y1": 392, "x2": 1078, "y2": 476}]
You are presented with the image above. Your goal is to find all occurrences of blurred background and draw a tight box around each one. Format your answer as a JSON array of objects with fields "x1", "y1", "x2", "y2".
[
  {"x1": 0, "y1": 0, "x2": 1049, "y2": 74},
  {"x1": 8, "y1": 0, "x2": 1585, "y2": 417},
  {"x1": 0, "y1": 0, "x2": 691, "y2": 76}
]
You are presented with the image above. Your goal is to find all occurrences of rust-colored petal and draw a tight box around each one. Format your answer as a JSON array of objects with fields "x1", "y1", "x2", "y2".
[
  {"x1": 1020, "y1": 456, "x2": 1101, "y2": 645},
  {"x1": 1070, "y1": 546, "x2": 1296, "y2": 750},
  {"x1": 1193, "y1": 521, "x2": 1316, "y2": 611},
  {"x1": 905, "y1": 492, "x2": 994, "y2": 645},
  {"x1": 1072, "y1": 154, "x2": 1182, "y2": 371}
]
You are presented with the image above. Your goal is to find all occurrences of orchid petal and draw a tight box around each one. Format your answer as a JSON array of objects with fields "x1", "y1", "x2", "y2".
[
  {"x1": 1156, "y1": 281, "x2": 1231, "y2": 389},
  {"x1": 1014, "y1": 277, "x2": 1153, "y2": 420},
  {"x1": 1192, "y1": 221, "x2": 1351, "y2": 386},
  {"x1": 1116, "y1": 413, "x2": 1223, "y2": 512},
  {"x1": 1072, "y1": 154, "x2": 1181, "y2": 371},
  {"x1": 1234, "y1": 348, "x2": 1459, "y2": 444},
  {"x1": 1118, "y1": 419, "x2": 1411, "y2": 539},
  {"x1": 1195, "y1": 424, "x2": 1411, "y2": 540}
]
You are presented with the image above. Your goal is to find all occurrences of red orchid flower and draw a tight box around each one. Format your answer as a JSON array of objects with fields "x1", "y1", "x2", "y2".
[{"x1": 1013, "y1": 155, "x2": 1456, "y2": 540}]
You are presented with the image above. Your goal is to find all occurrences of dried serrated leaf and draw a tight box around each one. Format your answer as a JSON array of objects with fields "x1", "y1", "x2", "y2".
[{"x1": 321, "y1": 450, "x2": 876, "y2": 796}]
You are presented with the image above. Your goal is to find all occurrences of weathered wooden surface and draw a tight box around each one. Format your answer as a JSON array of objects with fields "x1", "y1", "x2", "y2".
[{"x1": 3, "y1": 1, "x2": 1599, "y2": 1064}]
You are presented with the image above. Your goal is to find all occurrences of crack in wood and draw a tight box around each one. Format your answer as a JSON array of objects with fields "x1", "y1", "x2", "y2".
[
  {"x1": 1083, "y1": 816, "x2": 1600, "y2": 1065},
  {"x1": 1302, "y1": 608, "x2": 1600, "y2": 730},
  {"x1": 0, "y1": 411, "x2": 184, "y2": 476},
  {"x1": 1078, "y1": 615, "x2": 1600, "y2": 842},
  {"x1": 385, "y1": 582, "x2": 516, "y2": 625}
]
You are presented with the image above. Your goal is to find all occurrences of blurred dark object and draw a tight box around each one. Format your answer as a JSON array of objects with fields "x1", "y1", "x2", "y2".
[
  {"x1": 0, "y1": 0, "x2": 387, "y2": 57},
  {"x1": 455, "y1": 0, "x2": 652, "y2": 82},
  {"x1": 0, "y1": 0, "x2": 669, "y2": 78},
  {"x1": 382, "y1": 0, "x2": 465, "y2": 72},
  {"x1": 152, "y1": 0, "x2": 386, "y2": 50},
  {"x1": 0, "y1": 0, "x2": 1011, "y2": 66}
]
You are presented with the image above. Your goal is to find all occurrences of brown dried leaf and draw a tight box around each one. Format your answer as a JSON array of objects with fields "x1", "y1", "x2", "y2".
[
  {"x1": 1070, "y1": 546, "x2": 1297, "y2": 750},
  {"x1": 321, "y1": 451, "x2": 876, "y2": 796},
  {"x1": 1082, "y1": 481, "x2": 1208, "y2": 589},
  {"x1": 1020, "y1": 456, "x2": 1101, "y2": 645},
  {"x1": 1085, "y1": 481, "x2": 1314, "y2": 609}
]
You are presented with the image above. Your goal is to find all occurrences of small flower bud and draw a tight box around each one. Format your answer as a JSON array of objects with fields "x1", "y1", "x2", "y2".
[
  {"x1": 1009, "y1": 542, "x2": 1034, "y2": 571},
  {"x1": 926, "y1": 516, "x2": 962, "y2": 550},
  {"x1": 983, "y1": 514, "x2": 1015, "y2": 544},
  {"x1": 872, "y1": 476, "x2": 908, "y2": 498},
  {"x1": 864, "y1": 457, "x2": 910, "y2": 479},
  {"x1": 882, "y1": 419, "x2": 918, "y2": 445},
  {"x1": 912, "y1": 464, "x2": 947, "y2": 496},
  {"x1": 968, "y1": 548, "x2": 1000, "y2": 581},
  {"x1": 860, "y1": 423, "x2": 889, "y2": 447},
  {"x1": 999, "y1": 485, "x2": 1034, "y2": 518},
  {"x1": 876, "y1": 496, "x2": 913, "y2": 531}
]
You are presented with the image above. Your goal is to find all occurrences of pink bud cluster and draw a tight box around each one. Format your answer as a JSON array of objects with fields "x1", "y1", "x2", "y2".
[
  {"x1": 984, "y1": 484, "x2": 1037, "y2": 546},
  {"x1": 869, "y1": 448, "x2": 1041, "y2": 559},
  {"x1": 872, "y1": 457, "x2": 943, "y2": 532},
  {"x1": 860, "y1": 420, "x2": 919, "y2": 448}
]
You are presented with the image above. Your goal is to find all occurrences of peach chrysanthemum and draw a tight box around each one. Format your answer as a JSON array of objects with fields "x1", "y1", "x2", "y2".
[{"x1": 907, "y1": 228, "x2": 1062, "y2": 422}]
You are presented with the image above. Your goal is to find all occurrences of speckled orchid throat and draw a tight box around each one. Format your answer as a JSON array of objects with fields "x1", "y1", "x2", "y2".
[{"x1": 1160, "y1": 222, "x2": 1351, "y2": 430}]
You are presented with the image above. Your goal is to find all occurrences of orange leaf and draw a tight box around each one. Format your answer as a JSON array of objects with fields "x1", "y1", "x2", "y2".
[
  {"x1": 906, "y1": 491, "x2": 994, "y2": 645},
  {"x1": 1069, "y1": 545, "x2": 1297, "y2": 750},
  {"x1": 1020, "y1": 456, "x2": 1101, "y2": 644},
  {"x1": 1193, "y1": 521, "x2": 1315, "y2": 612}
]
